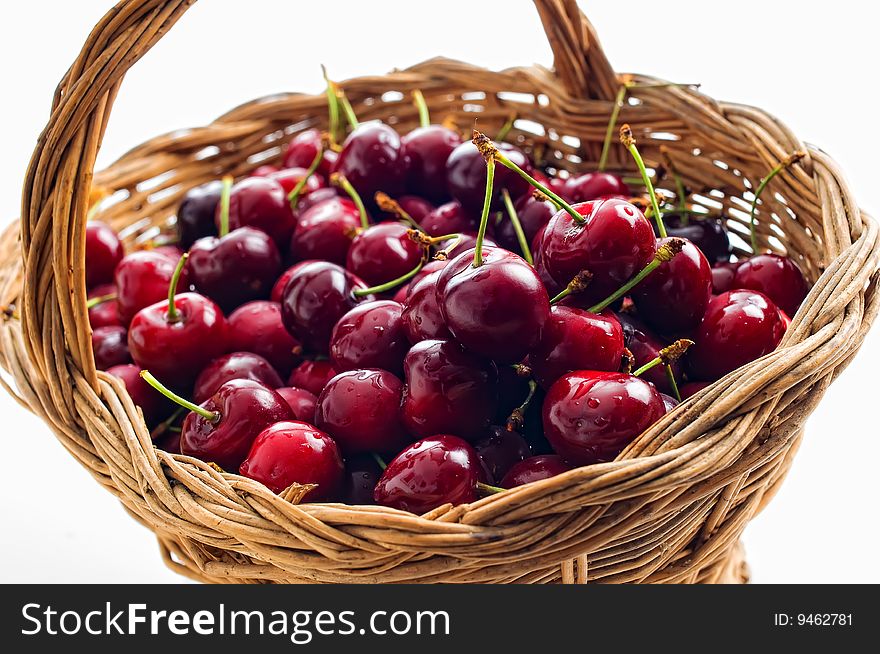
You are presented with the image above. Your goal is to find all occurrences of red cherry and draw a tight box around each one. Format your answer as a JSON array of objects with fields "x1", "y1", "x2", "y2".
[
  {"x1": 396, "y1": 195, "x2": 435, "y2": 223},
  {"x1": 494, "y1": 193, "x2": 556, "y2": 254},
  {"x1": 106, "y1": 364, "x2": 173, "y2": 427},
  {"x1": 663, "y1": 214, "x2": 732, "y2": 265},
  {"x1": 151, "y1": 245, "x2": 185, "y2": 261},
  {"x1": 401, "y1": 125, "x2": 462, "y2": 202},
  {"x1": 373, "y1": 435, "x2": 484, "y2": 513},
  {"x1": 547, "y1": 176, "x2": 570, "y2": 201},
  {"x1": 291, "y1": 187, "x2": 339, "y2": 219},
  {"x1": 283, "y1": 128, "x2": 337, "y2": 177},
  {"x1": 660, "y1": 393, "x2": 679, "y2": 413},
  {"x1": 115, "y1": 250, "x2": 191, "y2": 324},
  {"x1": 315, "y1": 369, "x2": 409, "y2": 455},
  {"x1": 564, "y1": 172, "x2": 629, "y2": 203},
  {"x1": 500, "y1": 455, "x2": 572, "y2": 488},
  {"x1": 712, "y1": 261, "x2": 740, "y2": 295},
  {"x1": 680, "y1": 381, "x2": 711, "y2": 400},
  {"x1": 289, "y1": 197, "x2": 361, "y2": 266},
  {"x1": 287, "y1": 360, "x2": 339, "y2": 397},
  {"x1": 266, "y1": 167, "x2": 325, "y2": 197},
  {"x1": 342, "y1": 454, "x2": 383, "y2": 505},
  {"x1": 128, "y1": 292, "x2": 228, "y2": 388},
  {"x1": 239, "y1": 421, "x2": 344, "y2": 499},
  {"x1": 346, "y1": 223, "x2": 422, "y2": 287},
  {"x1": 329, "y1": 300, "x2": 409, "y2": 376},
  {"x1": 475, "y1": 427, "x2": 531, "y2": 484},
  {"x1": 616, "y1": 312, "x2": 683, "y2": 396},
  {"x1": 437, "y1": 247, "x2": 550, "y2": 363},
  {"x1": 274, "y1": 386, "x2": 318, "y2": 422},
  {"x1": 543, "y1": 371, "x2": 665, "y2": 465},
  {"x1": 227, "y1": 301, "x2": 302, "y2": 377},
  {"x1": 530, "y1": 225, "x2": 562, "y2": 296},
  {"x1": 732, "y1": 253, "x2": 808, "y2": 317},
  {"x1": 446, "y1": 141, "x2": 532, "y2": 212},
  {"x1": 686, "y1": 290, "x2": 786, "y2": 381},
  {"x1": 406, "y1": 259, "x2": 449, "y2": 292},
  {"x1": 435, "y1": 232, "x2": 497, "y2": 254},
  {"x1": 401, "y1": 269, "x2": 452, "y2": 344},
  {"x1": 193, "y1": 352, "x2": 283, "y2": 404},
  {"x1": 529, "y1": 306, "x2": 624, "y2": 389},
  {"x1": 221, "y1": 177, "x2": 295, "y2": 247},
  {"x1": 251, "y1": 164, "x2": 280, "y2": 177},
  {"x1": 88, "y1": 284, "x2": 122, "y2": 328},
  {"x1": 85, "y1": 221, "x2": 125, "y2": 289},
  {"x1": 401, "y1": 339, "x2": 498, "y2": 440},
  {"x1": 271, "y1": 261, "x2": 316, "y2": 304},
  {"x1": 333, "y1": 122, "x2": 406, "y2": 199},
  {"x1": 92, "y1": 326, "x2": 132, "y2": 370},
  {"x1": 176, "y1": 181, "x2": 221, "y2": 248},
  {"x1": 419, "y1": 200, "x2": 479, "y2": 237}
]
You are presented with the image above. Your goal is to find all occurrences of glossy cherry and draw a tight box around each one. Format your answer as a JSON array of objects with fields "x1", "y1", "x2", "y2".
[
  {"x1": 329, "y1": 300, "x2": 409, "y2": 376},
  {"x1": 92, "y1": 326, "x2": 131, "y2": 370},
  {"x1": 660, "y1": 393, "x2": 679, "y2": 413},
  {"x1": 500, "y1": 455, "x2": 572, "y2": 488},
  {"x1": 193, "y1": 352, "x2": 284, "y2": 404},
  {"x1": 274, "y1": 386, "x2": 318, "y2": 422},
  {"x1": 227, "y1": 301, "x2": 302, "y2": 376},
  {"x1": 564, "y1": 172, "x2": 629, "y2": 203},
  {"x1": 494, "y1": 193, "x2": 556, "y2": 254},
  {"x1": 401, "y1": 269, "x2": 452, "y2": 344},
  {"x1": 401, "y1": 339, "x2": 498, "y2": 440},
  {"x1": 446, "y1": 141, "x2": 533, "y2": 212},
  {"x1": 106, "y1": 364, "x2": 172, "y2": 427},
  {"x1": 333, "y1": 122, "x2": 407, "y2": 199},
  {"x1": 732, "y1": 253, "x2": 808, "y2": 317},
  {"x1": 271, "y1": 261, "x2": 315, "y2": 304},
  {"x1": 283, "y1": 128, "x2": 337, "y2": 177},
  {"x1": 342, "y1": 454, "x2": 383, "y2": 505},
  {"x1": 686, "y1": 289, "x2": 786, "y2": 381},
  {"x1": 289, "y1": 197, "x2": 361, "y2": 266},
  {"x1": 406, "y1": 259, "x2": 449, "y2": 293},
  {"x1": 292, "y1": 186, "x2": 338, "y2": 219},
  {"x1": 266, "y1": 166, "x2": 325, "y2": 197},
  {"x1": 221, "y1": 177, "x2": 296, "y2": 247},
  {"x1": 85, "y1": 221, "x2": 125, "y2": 289},
  {"x1": 712, "y1": 261, "x2": 740, "y2": 295},
  {"x1": 373, "y1": 435, "x2": 485, "y2": 513},
  {"x1": 176, "y1": 180, "x2": 221, "y2": 248},
  {"x1": 346, "y1": 223, "x2": 423, "y2": 287},
  {"x1": 287, "y1": 359, "x2": 339, "y2": 397},
  {"x1": 616, "y1": 312, "x2": 683, "y2": 396},
  {"x1": 543, "y1": 371, "x2": 665, "y2": 465},
  {"x1": 396, "y1": 195, "x2": 435, "y2": 223},
  {"x1": 419, "y1": 200, "x2": 480, "y2": 237},
  {"x1": 663, "y1": 214, "x2": 732, "y2": 264},
  {"x1": 239, "y1": 421, "x2": 344, "y2": 499},
  {"x1": 87, "y1": 284, "x2": 121, "y2": 328},
  {"x1": 401, "y1": 125, "x2": 462, "y2": 202},
  {"x1": 475, "y1": 427, "x2": 532, "y2": 484},
  {"x1": 115, "y1": 250, "x2": 191, "y2": 324}
]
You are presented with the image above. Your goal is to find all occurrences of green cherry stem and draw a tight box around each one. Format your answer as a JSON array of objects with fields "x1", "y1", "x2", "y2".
[
  {"x1": 620, "y1": 124, "x2": 666, "y2": 238},
  {"x1": 472, "y1": 153, "x2": 496, "y2": 268},
  {"x1": 140, "y1": 370, "x2": 219, "y2": 422},
  {"x1": 660, "y1": 146, "x2": 689, "y2": 221},
  {"x1": 321, "y1": 65, "x2": 342, "y2": 147},
  {"x1": 337, "y1": 86, "x2": 360, "y2": 130},
  {"x1": 86, "y1": 293, "x2": 116, "y2": 310},
  {"x1": 665, "y1": 365, "x2": 682, "y2": 402},
  {"x1": 353, "y1": 258, "x2": 426, "y2": 298},
  {"x1": 376, "y1": 192, "x2": 421, "y2": 229},
  {"x1": 501, "y1": 188, "x2": 533, "y2": 264},
  {"x1": 587, "y1": 239, "x2": 685, "y2": 313},
  {"x1": 631, "y1": 339, "x2": 694, "y2": 377},
  {"x1": 506, "y1": 380, "x2": 537, "y2": 432},
  {"x1": 331, "y1": 173, "x2": 370, "y2": 230},
  {"x1": 476, "y1": 482, "x2": 506, "y2": 495},
  {"x1": 549, "y1": 270, "x2": 593, "y2": 305},
  {"x1": 598, "y1": 83, "x2": 629, "y2": 172},
  {"x1": 412, "y1": 90, "x2": 430, "y2": 129},
  {"x1": 749, "y1": 151, "x2": 806, "y2": 253},
  {"x1": 165, "y1": 252, "x2": 189, "y2": 323},
  {"x1": 495, "y1": 113, "x2": 516, "y2": 142},
  {"x1": 218, "y1": 175, "x2": 233, "y2": 238},
  {"x1": 371, "y1": 453, "x2": 387, "y2": 471},
  {"x1": 288, "y1": 149, "x2": 324, "y2": 209}
]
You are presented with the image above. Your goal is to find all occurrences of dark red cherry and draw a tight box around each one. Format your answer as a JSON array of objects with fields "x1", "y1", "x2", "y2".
[
  {"x1": 401, "y1": 125, "x2": 462, "y2": 202},
  {"x1": 283, "y1": 128, "x2": 337, "y2": 177},
  {"x1": 289, "y1": 197, "x2": 360, "y2": 266},
  {"x1": 401, "y1": 339, "x2": 498, "y2": 440},
  {"x1": 239, "y1": 421, "x2": 343, "y2": 499},
  {"x1": 315, "y1": 369, "x2": 409, "y2": 455},
  {"x1": 543, "y1": 371, "x2": 665, "y2": 465},
  {"x1": 396, "y1": 195, "x2": 435, "y2": 223},
  {"x1": 88, "y1": 284, "x2": 122, "y2": 328},
  {"x1": 494, "y1": 193, "x2": 556, "y2": 254},
  {"x1": 446, "y1": 141, "x2": 533, "y2": 212},
  {"x1": 227, "y1": 301, "x2": 302, "y2": 377},
  {"x1": 401, "y1": 269, "x2": 452, "y2": 344},
  {"x1": 128, "y1": 292, "x2": 228, "y2": 388},
  {"x1": 193, "y1": 352, "x2": 283, "y2": 404},
  {"x1": 663, "y1": 214, "x2": 732, "y2": 265},
  {"x1": 435, "y1": 232, "x2": 497, "y2": 254},
  {"x1": 329, "y1": 300, "x2": 409, "y2": 376},
  {"x1": 419, "y1": 200, "x2": 480, "y2": 237},
  {"x1": 500, "y1": 455, "x2": 572, "y2": 488},
  {"x1": 732, "y1": 254, "x2": 808, "y2": 317},
  {"x1": 333, "y1": 122, "x2": 406, "y2": 199},
  {"x1": 631, "y1": 237, "x2": 712, "y2": 334},
  {"x1": 346, "y1": 223, "x2": 422, "y2": 287},
  {"x1": 529, "y1": 306, "x2": 624, "y2": 389},
  {"x1": 275, "y1": 386, "x2": 318, "y2": 422},
  {"x1": 686, "y1": 289, "x2": 786, "y2": 381},
  {"x1": 540, "y1": 199, "x2": 657, "y2": 305},
  {"x1": 680, "y1": 381, "x2": 711, "y2": 400},
  {"x1": 475, "y1": 427, "x2": 531, "y2": 484},
  {"x1": 406, "y1": 259, "x2": 449, "y2": 292},
  {"x1": 373, "y1": 435, "x2": 484, "y2": 513},
  {"x1": 548, "y1": 176, "x2": 571, "y2": 201},
  {"x1": 266, "y1": 166, "x2": 325, "y2": 197},
  {"x1": 287, "y1": 360, "x2": 339, "y2": 396},
  {"x1": 221, "y1": 177, "x2": 296, "y2": 247},
  {"x1": 180, "y1": 379, "x2": 293, "y2": 471},
  {"x1": 530, "y1": 225, "x2": 562, "y2": 296},
  {"x1": 712, "y1": 261, "x2": 740, "y2": 295},
  {"x1": 280, "y1": 261, "x2": 374, "y2": 353},
  {"x1": 187, "y1": 227, "x2": 281, "y2": 313},
  {"x1": 564, "y1": 172, "x2": 629, "y2": 203},
  {"x1": 342, "y1": 454, "x2": 383, "y2": 505},
  {"x1": 660, "y1": 393, "x2": 679, "y2": 413},
  {"x1": 176, "y1": 181, "x2": 221, "y2": 248},
  {"x1": 115, "y1": 250, "x2": 192, "y2": 324},
  {"x1": 271, "y1": 261, "x2": 316, "y2": 304},
  {"x1": 92, "y1": 326, "x2": 131, "y2": 370},
  {"x1": 291, "y1": 186, "x2": 339, "y2": 219},
  {"x1": 616, "y1": 312, "x2": 682, "y2": 396},
  {"x1": 85, "y1": 221, "x2": 125, "y2": 289},
  {"x1": 106, "y1": 364, "x2": 173, "y2": 427},
  {"x1": 437, "y1": 247, "x2": 550, "y2": 363}
]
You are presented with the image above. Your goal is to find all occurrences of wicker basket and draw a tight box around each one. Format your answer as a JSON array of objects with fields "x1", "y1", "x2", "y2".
[{"x1": 0, "y1": 0, "x2": 877, "y2": 584}]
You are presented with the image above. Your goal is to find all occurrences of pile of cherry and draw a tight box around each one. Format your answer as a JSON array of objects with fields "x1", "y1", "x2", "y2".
[{"x1": 85, "y1": 92, "x2": 808, "y2": 514}]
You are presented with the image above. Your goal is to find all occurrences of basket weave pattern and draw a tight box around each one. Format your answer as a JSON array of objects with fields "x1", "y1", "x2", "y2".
[{"x1": 1, "y1": 0, "x2": 877, "y2": 584}]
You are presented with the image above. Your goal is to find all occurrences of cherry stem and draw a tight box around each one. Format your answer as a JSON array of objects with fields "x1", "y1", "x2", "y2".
[
  {"x1": 353, "y1": 258, "x2": 425, "y2": 298},
  {"x1": 495, "y1": 113, "x2": 516, "y2": 142},
  {"x1": 660, "y1": 146, "x2": 688, "y2": 222},
  {"x1": 511, "y1": 363, "x2": 532, "y2": 378},
  {"x1": 321, "y1": 65, "x2": 342, "y2": 148},
  {"x1": 218, "y1": 175, "x2": 233, "y2": 238},
  {"x1": 371, "y1": 453, "x2": 387, "y2": 471},
  {"x1": 619, "y1": 124, "x2": 666, "y2": 238},
  {"x1": 288, "y1": 149, "x2": 324, "y2": 209},
  {"x1": 165, "y1": 252, "x2": 189, "y2": 323},
  {"x1": 331, "y1": 173, "x2": 370, "y2": 230},
  {"x1": 472, "y1": 155, "x2": 496, "y2": 268},
  {"x1": 587, "y1": 239, "x2": 685, "y2": 313},
  {"x1": 501, "y1": 188, "x2": 533, "y2": 265},
  {"x1": 749, "y1": 151, "x2": 806, "y2": 253},
  {"x1": 412, "y1": 90, "x2": 430, "y2": 129},
  {"x1": 338, "y1": 89, "x2": 359, "y2": 130},
  {"x1": 506, "y1": 380, "x2": 537, "y2": 432},
  {"x1": 150, "y1": 406, "x2": 185, "y2": 440},
  {"x1": 550, "y1": 270, "x2": 593, "y2": 305},
  {"x1": 375, "y1": 192, "x2": 421, "y2": 229},
  {"x1": 476, "y1": 482, "x2": 505, "y2": 495},
  {"x1": 433, "y1": 234, "x2": 464, "y2": 261},
  {"x1": 665, "y1": 365, "x2": 682, "y2": 402},
  {"x1": 631, "y1": 339, "x2": 694, "y2": 377},
  {"x1": 86, "y1": 293, "x2": 116, "y2": 310},
  {"x1": 139, "y1": 370, "x2": 218, "y2": 422},
  {"x1": 598, "y1": 84, "x2": 629, "y2": 172}
]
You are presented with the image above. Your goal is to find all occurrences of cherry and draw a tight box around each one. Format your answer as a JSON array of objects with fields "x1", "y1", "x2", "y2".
[
  {"x1": 271, "y1": 261, "x2": 316, "y2": 304},
  {"x1": 373, "y1": 435, "x2": 485, "y2": 513},
  {"x1": 227, "y1": 301, "x2": 302, "y2": 377},
  {"x1": 500, "y1": 455, "x2": 572, "y2": 488},
  {"x1": 221, "y1": 177, "x2": 296, "y2": 247},
  {"x1": 251, "y1": 164, "x2": 280, "y2": 177},
  {"x1": 106, "y1": 364, "x2": 172, "y2": 427},
  {"x1": 287, "y1": 360, "x2": 338, "y2": 397},
  {"x1": 631, "y1": 237, "x2": 712, "y2": 334},
  {"x1": 92, "y1": 326, "x2": 132, "y2": 370},
  {"x1": 419, "y1": 201, "x2": 480, "y2": 237},
  {"x1": 85, "y1": 221, "x2": 125, "y2": 289},
  {"x1": 494, "y1": 193, "x2": 555, "y2": 255},
  {"x1": 283, "y1": 128, "x2": 337, "y2": 177},
  {"x1": 435, "y1": 232, "x2": 496, "y2": 254},
  {"x1": 239, "y1": 421, "x2": 343, "y2": 499},
  {"x1": 266, "y1": 167, "x2": 325, "y2": 197},
  {"x1": 346, "y1": 223, "x2": 423, "y2": 287},
  {"x1": 564, "y1": 172, "x2": 629, "y2": 203},
  {"x1": 530, "y1": 225, "x2": 562, "y2": 296},
  {"x1": 115, "y1": 250, "x2": 191, "y2": 324},
  {"x1": 401, "y1": 125, "x2": 462, "y2": 202},
  {"x1": 686, "y1": 289, "x2": 786, "y2": 381},
  {"x1": 342, "y1": 454, "x2": 383, "y2": 505},
  {"x1": 475, "y1": 427, "x2": 531, "y2": 484},
  {"x1": 401, "y1": 339, "x2": 498, "y2": 440},
  {"x1": 193, "y1": 352, "x2": 284, "y2": 404},
  {"x1": 540, "y1": 199, "x2": 657, "y2": 305},
  {"x1": 151, "y1": 245, "x2": 185, "y2": 261},
  {"x1": 329, "y1": 300, "x2": 409, "y2": 376},
  {"x1": 529, "y1": 306, "x2": 624, "y2": 389},
  {"x1": 616, "y1": 312, "x2": 682, "y2": 396},
  {"x1": 401, "y1": 269, "x2": 452, "y2": 344},
  {"x1": 396, "y1": 195, "x2": 435, "y2": 223},
  {"x1": 292, "y1": 187, "x2": 338, "y2": 219},
  {"x1": 548, "y1": 176, "x2": 570, "y2": 201},
  {"x1": 289, "y1": 197, "x2": 362, "y2": 266},
  {"x1": 732, "y1": 253, "x2": 808, "y2": 317},
  {"x1": 315, "y1": 369, "x2": 409, "y2": 454},
  {"x1": 405, "y1": 259, "x2": 449, "y2": 292},
  {"x1": 188, "y1": 227, "x2": 281, "y2": 313},
  {"x1": 437, "y1": 246, "x2": 550, "y2": 363},
  {"x1": 680, "y1": 381, "x2": 711, "y2": 400},
  {"x1": 275, "y1": 386, "x2": 318, "y2": 422},
  {"x1": 660, "y1": 393, "x2": 679, "y2": 413},
  {"x1": 87, "y1": 284, "x2": 122, "y2": 328},
  {"x1": 176, "y1": 180, "x2": 221, "y2": 248},
  {"x1": 333, "y1": 122, "x2": 406, "y2": 200},
  {"x1": 662, "y1": 214, "x2": 732, "y2": 265},
  {"x1": 712, "y1": 261, "x2": 740, "y2": 295},
  {"x1": 543, "y1": 371, "x2": 665, "y2": 465},
  {"x1": 446, "y1": 141, "x2": 532, "y2": 212}
]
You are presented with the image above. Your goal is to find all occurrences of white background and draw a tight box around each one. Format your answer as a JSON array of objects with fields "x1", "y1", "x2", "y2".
[{"x1": 0, "y1": 1, "x2": 877, "y2": 583}]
